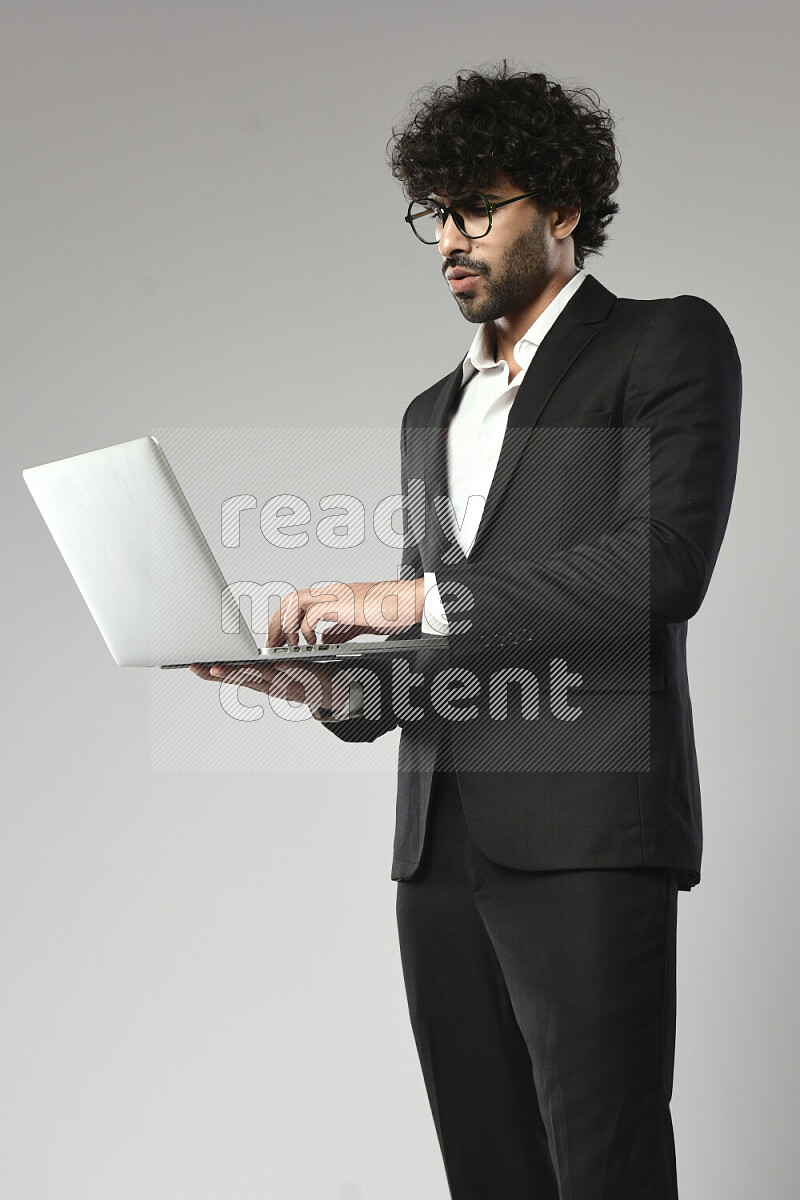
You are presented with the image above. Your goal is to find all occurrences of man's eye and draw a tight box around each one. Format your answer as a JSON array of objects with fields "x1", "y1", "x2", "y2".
[{"x1": 457, "y1": 197, "x2": 485, "y2": 214}]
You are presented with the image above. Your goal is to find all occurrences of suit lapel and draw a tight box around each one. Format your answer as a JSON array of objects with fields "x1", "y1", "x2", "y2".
[
  {"x1": 424, "y1": 273, "x2": 617, "y2": 564},
  {"x1": 423, "y1": 365, "x2": 465, "y2": 563}
]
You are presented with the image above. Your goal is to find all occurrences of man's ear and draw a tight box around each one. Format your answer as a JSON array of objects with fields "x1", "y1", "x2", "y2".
[{"x1": 553, "y1": 205, "x2": 581, "y2": 240}]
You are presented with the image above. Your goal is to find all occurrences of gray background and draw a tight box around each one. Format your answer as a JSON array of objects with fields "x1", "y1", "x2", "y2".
[{"x1": 3, "y1": 1, "x2": 798, "y2": 1196}]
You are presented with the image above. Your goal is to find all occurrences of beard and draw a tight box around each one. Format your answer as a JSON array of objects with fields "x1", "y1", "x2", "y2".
[{"x1": 450, "y1": 211, "x2": 550, "y2": 324}]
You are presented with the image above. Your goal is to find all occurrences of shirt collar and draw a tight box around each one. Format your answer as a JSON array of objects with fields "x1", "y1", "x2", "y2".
[{"x1": 462, "y1": 268, "x2": 588, "y2": 384}]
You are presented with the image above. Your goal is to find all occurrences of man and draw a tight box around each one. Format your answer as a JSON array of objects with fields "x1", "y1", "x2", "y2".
[{"x1": 192, "y1": 64, "x2": 741, "y2": 1199}]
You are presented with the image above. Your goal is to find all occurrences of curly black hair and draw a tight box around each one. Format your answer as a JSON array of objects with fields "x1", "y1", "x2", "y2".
[{"x1": 388, "y1": 62, "x2": 621, "y2": 270}]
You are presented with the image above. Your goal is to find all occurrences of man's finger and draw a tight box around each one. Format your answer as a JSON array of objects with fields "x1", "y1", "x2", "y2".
[
  {"x1": 267, "y1": 666, "x2": 326, "y2": 707},
  {"x1": 189, "y1": 662, "x2": 218, "y2": 680},
  {"x1": 209, "y1": 664, "x2": 271, "y2": 687},
  {"x1": 268, "y1": 590, "x2": 302, "y2": 647},
  {"x1": 307, "y1": 585, "x2": 340, "y2": 617},
  {"x1": 267, "y1": 599, "x2": 290, "y2": 646}
]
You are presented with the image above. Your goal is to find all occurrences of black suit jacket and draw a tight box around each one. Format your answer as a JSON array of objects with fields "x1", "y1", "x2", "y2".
[{"x1": 322, "y1": 273, "x2": 741, "y2": 892}]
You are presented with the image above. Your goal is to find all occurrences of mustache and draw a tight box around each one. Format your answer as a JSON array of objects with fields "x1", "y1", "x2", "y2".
[{"x1": 442, "y1": 259, "x2": 487, "y2": 276}]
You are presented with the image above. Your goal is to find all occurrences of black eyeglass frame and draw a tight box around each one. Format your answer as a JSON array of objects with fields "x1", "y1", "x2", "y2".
[{"x1": 404, "y1": 189, "x2": 539, "y2": 244}]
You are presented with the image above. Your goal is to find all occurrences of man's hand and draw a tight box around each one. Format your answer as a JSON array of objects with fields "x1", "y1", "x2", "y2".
[
  {"x1": 189, "y1": 577, "x2": 425, "y2": 716},
  {"x1": 189, "y1": 659, "x2": 342, "y2": 710},
  {"x1": 267, "y1": 579, "x2": 425, "y2": 647}
]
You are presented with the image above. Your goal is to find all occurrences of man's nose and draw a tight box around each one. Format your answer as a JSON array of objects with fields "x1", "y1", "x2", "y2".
[{"x1": 438, "y1": 212, "x2": 472, "y2": 260}]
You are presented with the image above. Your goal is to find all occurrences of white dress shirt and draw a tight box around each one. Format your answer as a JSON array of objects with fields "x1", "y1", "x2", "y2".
[
  {"x1": 422, "y1": 268, "x2": 587, "y2": 633},
  {"x1": 316, "y1": 268, "x2": 587, "y2": 720}
]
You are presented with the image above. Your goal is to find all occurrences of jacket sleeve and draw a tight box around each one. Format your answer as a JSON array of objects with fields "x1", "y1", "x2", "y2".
[
  {"x1": 316, "y1": 404, "x2": 425, "y2": 744},
  {"x1": 435, "y1": 296, "x2": 742, "y2": 655}
]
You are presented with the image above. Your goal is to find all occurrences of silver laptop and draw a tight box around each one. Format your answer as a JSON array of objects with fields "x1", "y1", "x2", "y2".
[{"x1": 22, "y1": 435, "x2": 447, "y2": 668}]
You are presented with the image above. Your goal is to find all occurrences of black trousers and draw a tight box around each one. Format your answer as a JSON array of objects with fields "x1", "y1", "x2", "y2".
[{"x1": 396, "y1": 766, "x2": 680, "y2": 1200}]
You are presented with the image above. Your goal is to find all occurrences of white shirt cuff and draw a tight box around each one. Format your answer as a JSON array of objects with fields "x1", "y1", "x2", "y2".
[{"x1": 422, "y1": 571, "x2": 450, "y2": 636}]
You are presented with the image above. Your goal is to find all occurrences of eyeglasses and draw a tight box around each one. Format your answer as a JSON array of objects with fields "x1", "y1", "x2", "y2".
[{"x1": 405, "y1": 189, "x2": 538, "y2": 244}]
